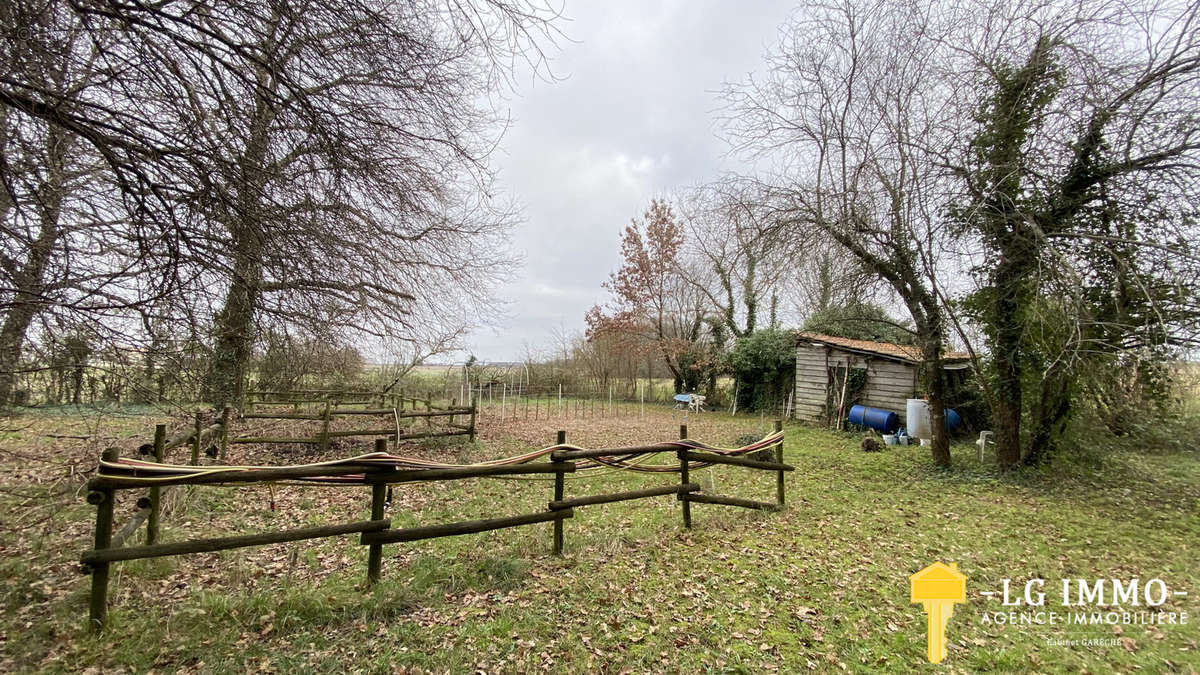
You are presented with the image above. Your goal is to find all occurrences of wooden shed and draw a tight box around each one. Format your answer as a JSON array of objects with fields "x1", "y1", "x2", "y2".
[{"x1": 792, "y1": 332, "x2": 969, "y2": 426}]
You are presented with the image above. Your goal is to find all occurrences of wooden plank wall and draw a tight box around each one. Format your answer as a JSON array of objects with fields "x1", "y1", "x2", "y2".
[
  {"x1": 793, "y1": 344, "x2": 830, "y2": 421},
  {"x1": 859, "y1": 358, "x2": 918, "y2": 418},
  {"x1": 794, "y1": 343, "x2": 919, "y2": 423}
]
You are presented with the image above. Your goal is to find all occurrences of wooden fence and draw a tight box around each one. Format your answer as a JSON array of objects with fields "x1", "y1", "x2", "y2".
[
  {"x1": 107, "y1": 398, "x2": 475, "y2": 570},
  {"x1": 79, "y1": 423, "x2": 791, "y2": 632},
  {"x1": 238, "y1": 398, "x2": 476, "y2": 448},
  {"x1": 130, "y1": 408, "x2": 234, "y2": 548},
  {"x1": 246, "y1": 388, "x2": 442, "y2": 413}
]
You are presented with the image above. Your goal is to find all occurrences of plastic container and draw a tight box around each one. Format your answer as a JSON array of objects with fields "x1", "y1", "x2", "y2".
[
  {"x1": 905, "y1": 399, "x2": 962, "y2": 437},
  {"x1": 848, "y1": 405, "x2": 901, "y2": 434},
  {"x1": 945, "y1": 408, "x2": 962, "y2": 431},
  {"x1": 882, "y1": 434, "x2": 898, "y2": 445},
  {"x1": 907, "y1": 399, "x2": 930, "y2": 438},
  {"x1": 920, "y1": 438, "x2": 931, "y2": 447}
]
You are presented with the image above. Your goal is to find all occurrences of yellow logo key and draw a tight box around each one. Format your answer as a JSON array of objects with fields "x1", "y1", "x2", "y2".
[{"x1": 910, "y1": 562, "x2": 967, "y2": 664}]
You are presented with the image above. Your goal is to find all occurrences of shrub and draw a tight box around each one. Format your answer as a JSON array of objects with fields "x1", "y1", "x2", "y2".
[{"x1": 728, "y1": 329, "x2": 795, "y2": 412}]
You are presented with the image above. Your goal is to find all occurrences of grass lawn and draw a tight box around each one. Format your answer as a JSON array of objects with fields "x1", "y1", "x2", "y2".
[{"x1": 0, "y1": 404, "x2": 1196, "y2": 673}]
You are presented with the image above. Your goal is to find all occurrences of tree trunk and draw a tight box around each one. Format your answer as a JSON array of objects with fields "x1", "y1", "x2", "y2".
[
  {"x1": 1023, "y1": 371, "x2": 1071, "y2": 466},
  {"x1": 969, "y1": 41, "x2": 1058, "y2": 469},
  {"x1": 990, "y1": 257, "x2": 1027, "y2": 469},
  {"x1": 0, "y1": 127, "x2": 71, "y2": 409},
  {"x1": 71, "y1": 364, "x2": 84, "y2": 404},
  {"x1": 918, "y1": 329, "x2": 951, "y2": 468},
  {"x1": 206, "y1": 290, "x2": 253, "y2": 404},
  {"x1": 0, "y1": 307, "x2": 38, "y2": 409},
  {"x1": 202, "y1": 62, "x2": 275, "y2": 406}
]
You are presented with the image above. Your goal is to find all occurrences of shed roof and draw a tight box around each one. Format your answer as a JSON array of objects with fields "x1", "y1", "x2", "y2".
[{"x1": 795, "y1": 332, "x2": 970, "y2": 365}]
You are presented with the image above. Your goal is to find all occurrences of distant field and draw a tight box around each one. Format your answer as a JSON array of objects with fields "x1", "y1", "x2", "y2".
[{"x1": 0, "y1": 404, "x2": 1196, "y2": 672}]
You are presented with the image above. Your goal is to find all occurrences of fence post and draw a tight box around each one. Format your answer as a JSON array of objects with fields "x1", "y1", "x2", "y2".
[
  {"x1": 321, "y1": 402, "x2": 332, "y2": 453},
  {"x1": 553, "y1": 430, "x2": 566, "y2": 555},
  {"x1": 220, "y1": 405, "x2": 232, "y2": 459},
  {"x1": 147, "y1": 424, "x2": 166, "y2": 545},
  {"x1": 367, "y1": 438, "x2": 388, "y2": 585},
  {"x1": 450, "y1": 397, "x2": 457, "y2": 427},
  {"x1": 425, "y1": 396, "x2": 432, "y2": 429},
  {"x1": 774, "y1": 420, "x2": 785, "y2": 506},
  {"x1": 88, "y1": 447, "x2": 119, "y2": 632},
  {"x1": 678, "y1": 424, "x2": 691, "y2": 529},
  {"x1": 190, "y1": 411, "x2": 202, "y2": 466},
  {"x1": 468, "y1": 398, "x2": 477, "y2": 442}
]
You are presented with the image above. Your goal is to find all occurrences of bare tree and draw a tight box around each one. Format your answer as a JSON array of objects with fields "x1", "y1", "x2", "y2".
[
  {"x1": 375, "y1": 329, "x2": 471, "y2": 395},
  {"x1": 726, "y1": 0, "x2": 1200, "y2": 469},
  {"x1": 2, "y1": 0, "x2": 561, "y2": 407},
  {"x1": 678, "y1": 180, "x2": 799, "y2": 338},
  {"x1": 136, "y1": 1, "x2": 558, "y2": 405},
  {"x1": 0, "y1": 3, "x2": 169, "y2": 409},
  {"x1": 723, "y1": 0, "x2": 959, "y2": 465},
  {"x1": 792, "y1": 237, "x2": 881, "y2": 318}
]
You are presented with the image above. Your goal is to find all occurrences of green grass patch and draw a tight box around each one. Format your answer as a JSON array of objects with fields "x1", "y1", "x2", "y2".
[{"x1": 1, "y1": 408, "x2": 1196, "y2": 672}]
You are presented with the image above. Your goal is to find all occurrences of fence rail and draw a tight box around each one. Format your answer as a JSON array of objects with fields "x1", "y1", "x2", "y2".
[
  {"x1": 245, "y1": 388, "x2": 450, "y2": 415},
  {"x1": 236, "y1": 394, "x2": 477, "y2": 445},
  {"x1": 80, "y1": 422, "x2": 790, "y2": 633},
  {"x1": 103, "y1": 394, "x2": 476, "y2": 568}
]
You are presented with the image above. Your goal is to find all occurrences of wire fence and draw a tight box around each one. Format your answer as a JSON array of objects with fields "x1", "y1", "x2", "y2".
[{"x1": 464, "y1": 382, "x2": 798, "y2": 421}]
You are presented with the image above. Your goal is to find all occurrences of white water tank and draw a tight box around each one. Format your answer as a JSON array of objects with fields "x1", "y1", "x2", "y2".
[{"x1": 907, "y1": 399, "x2": 931, "y2": 439}]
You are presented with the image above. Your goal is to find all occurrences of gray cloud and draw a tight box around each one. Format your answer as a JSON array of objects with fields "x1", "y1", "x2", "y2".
[{"x1": 464, "y1": 0, "x2": 795, "y2": 361}]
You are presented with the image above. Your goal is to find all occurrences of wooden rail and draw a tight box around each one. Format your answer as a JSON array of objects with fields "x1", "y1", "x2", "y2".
[
  {"x1": 98, "y1": 397, "x2": 476, "y2": 587},
  {"x1": 680, "y1": 449, "x2": 794, "y2": 472},
  {"x1": 550, "y1": 443, "x2": 678, "y2": 461},
  {"x1": 245, "y1": 388, "x2": 440, "y2": 412},
  {"x1": 137, "y1": 421, "x2": 224, "y2": 456},
  {"x1": 80, "y1": 422, "x2": 790, "y2": 633},
  {"x1": 682, "y1": 493, "x2": 781, "y2": 510},
  {"x1": 547, "y1": 422, "x2": 788, "y2": 553},
  {"x1": 234, "y1": 396, "x2": 476, "y2": 447},
  {"x1": 82, "y1": 520, "x2": 391, "y2": 565},
  {"x1": 676, "y1": 420, "x2": 788, "y2": 527},
  {"x1": 81, "y1": 437, "x2": 575, "y2": 633},
  {"x1": 549, "y1": 483, "x2": 698, "y2": 510},
  {"x1": 361, "y1": 510, "x2": 572, "y2": 545},
  {"x1": 229, "y1": 435, "x2": 320, "y2": 445},
  {"x1": 241, "y1": 412, "x2": 324, "y2": 420}
]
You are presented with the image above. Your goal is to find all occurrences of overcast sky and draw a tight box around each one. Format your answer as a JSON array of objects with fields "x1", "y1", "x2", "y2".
[{"x1": 460, "y1": 0, "x2": 797, "y2": 362}]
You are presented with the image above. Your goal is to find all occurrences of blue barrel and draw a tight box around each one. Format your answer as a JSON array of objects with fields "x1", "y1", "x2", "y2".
[
  {"x1": 945, "y1": 408, "x2": 962, "y2": 431},
  {"x1": 848, "y1": 405, "x2": 900, "y2": 434}
]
